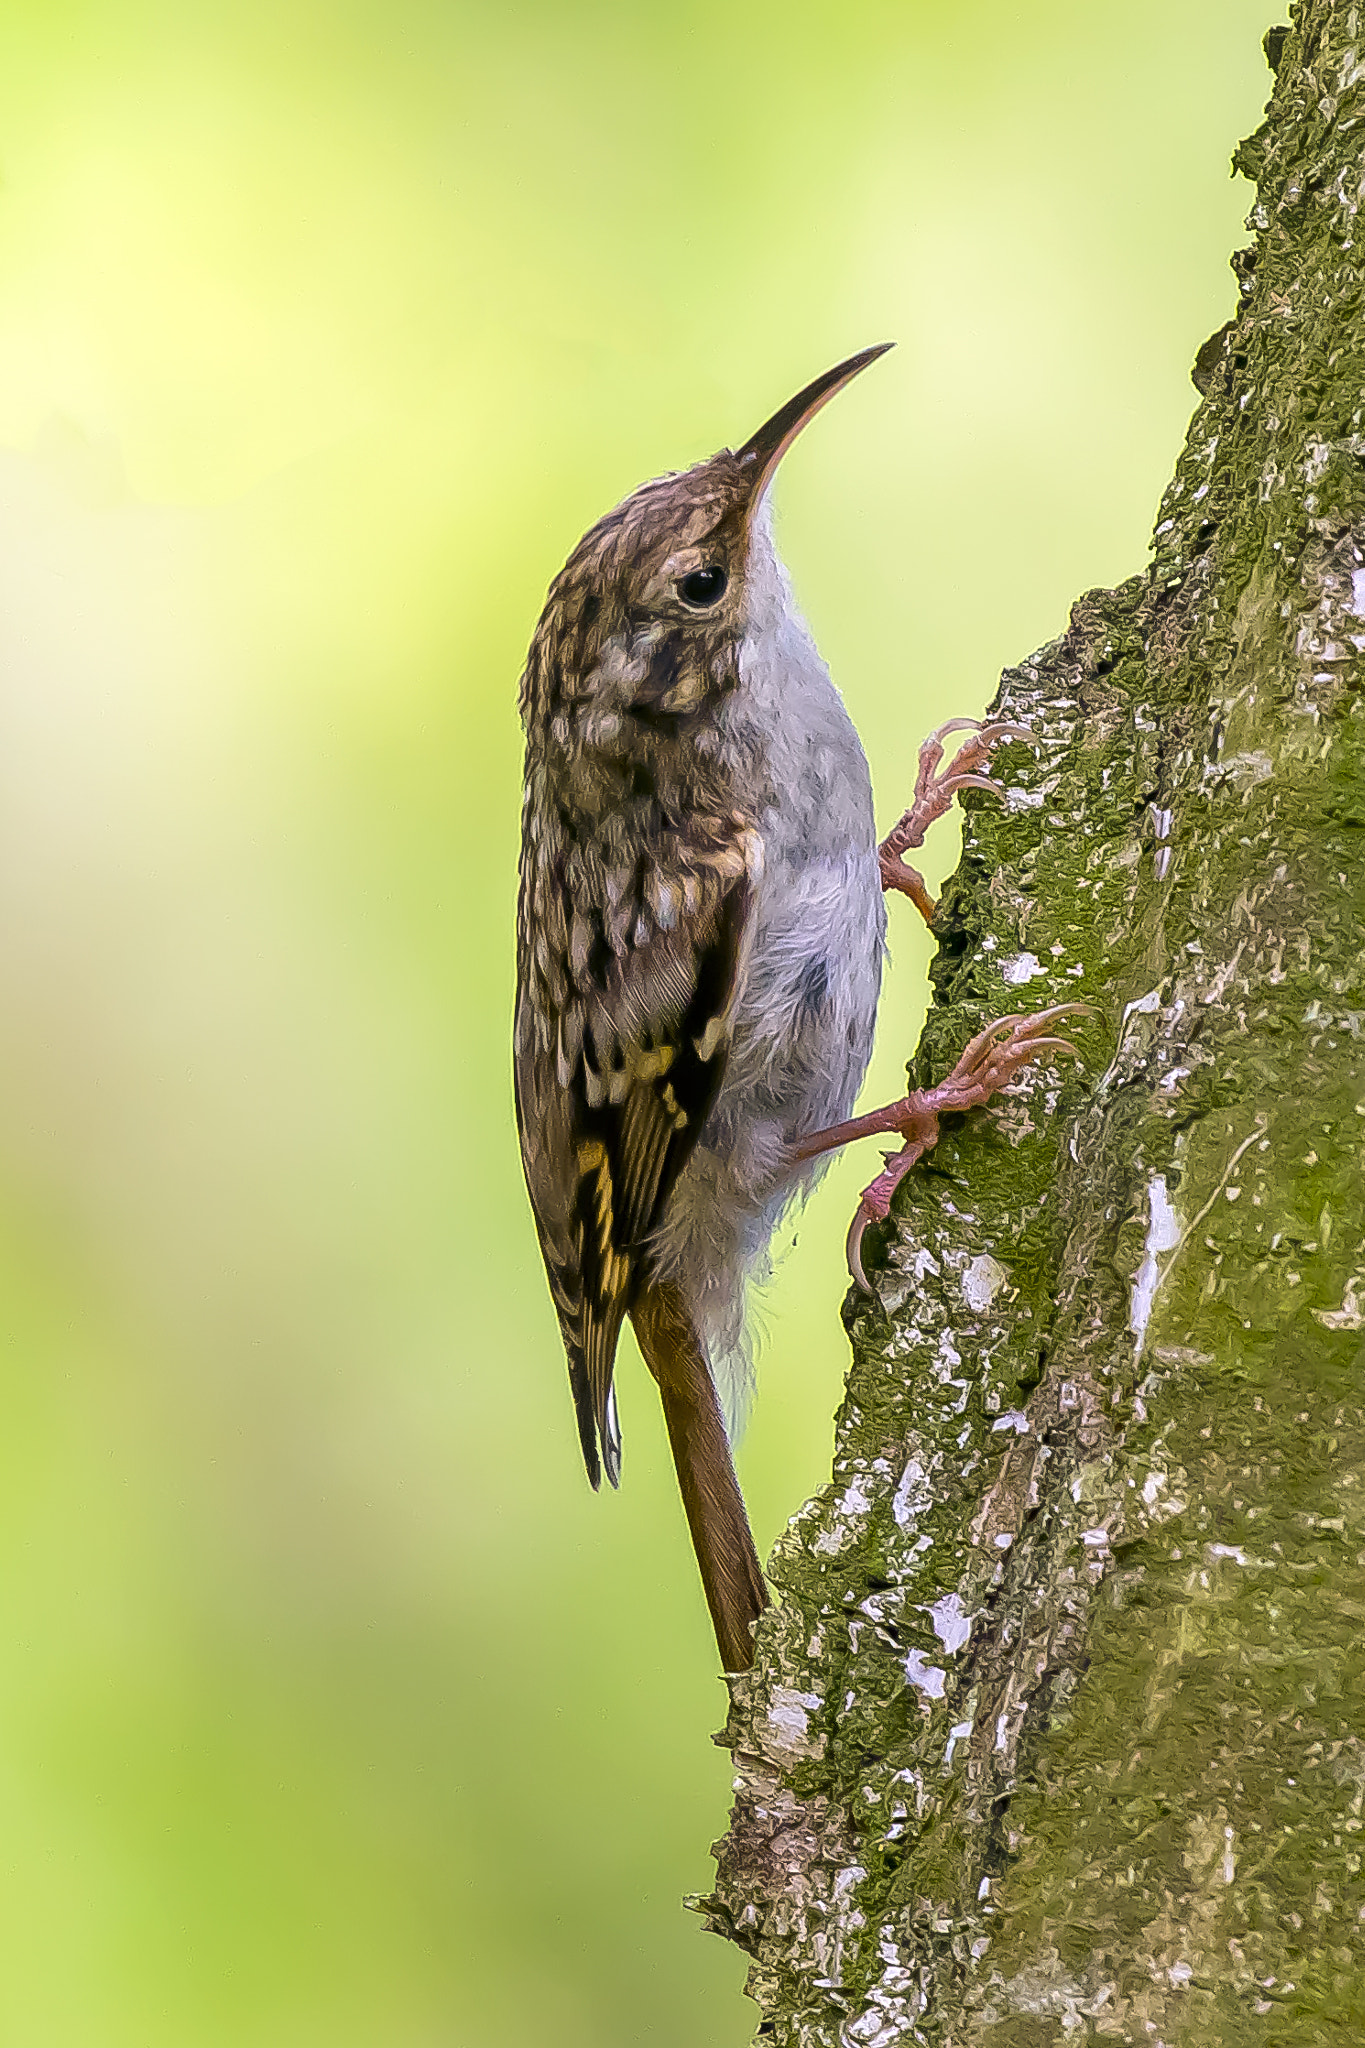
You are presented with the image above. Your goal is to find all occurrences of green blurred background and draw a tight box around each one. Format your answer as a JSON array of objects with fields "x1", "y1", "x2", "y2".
[{"x1": 0, "y1": 3, "x2": 1276, "y2": 2041}]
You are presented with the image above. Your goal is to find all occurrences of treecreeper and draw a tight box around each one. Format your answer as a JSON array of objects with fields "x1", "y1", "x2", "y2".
[{"x1": 514, "y1": 349, "x2": 1085, "y2": 1672}]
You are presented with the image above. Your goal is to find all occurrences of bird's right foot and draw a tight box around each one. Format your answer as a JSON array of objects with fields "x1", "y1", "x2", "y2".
[{"x1": 790, "y1": 1005, "x2": 1089, "y2": 1289}]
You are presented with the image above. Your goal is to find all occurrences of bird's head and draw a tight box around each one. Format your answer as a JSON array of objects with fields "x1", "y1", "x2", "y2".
[{"x1": 521, "y1": 345, "x2": 892, "y2": 731}]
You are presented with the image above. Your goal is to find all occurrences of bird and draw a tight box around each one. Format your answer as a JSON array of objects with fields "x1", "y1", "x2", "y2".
[{"x1": 513, "y1": 348, "x2": 1083, "y2": 1672}]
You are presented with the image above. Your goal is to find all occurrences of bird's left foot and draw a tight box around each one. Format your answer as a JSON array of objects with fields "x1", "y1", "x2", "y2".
[
  {"x1": 878, "y1": 718, "x2": 1036, "y2": 925},
  {"x1": 790, "y1": 1005, "x2": 1089, "y2": 1290}
]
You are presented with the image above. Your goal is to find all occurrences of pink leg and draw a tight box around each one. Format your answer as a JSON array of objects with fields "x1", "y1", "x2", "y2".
[
  {"x1": 790, "y1": 1006, "x2": 1089, "y2": 1290},
  {"x1": 879, "y1": 718, "x2": 1036, "y2": 925}
]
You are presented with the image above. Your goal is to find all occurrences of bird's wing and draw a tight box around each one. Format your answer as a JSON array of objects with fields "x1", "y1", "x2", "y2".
[{"x1": 515, "y1": 820, "x2": 761, "y2": 1487}]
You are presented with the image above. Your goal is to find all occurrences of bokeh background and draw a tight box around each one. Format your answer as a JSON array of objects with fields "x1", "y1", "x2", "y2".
[{"x1": 0, "y1": 3, "x2": 1279, "y2": 2042}]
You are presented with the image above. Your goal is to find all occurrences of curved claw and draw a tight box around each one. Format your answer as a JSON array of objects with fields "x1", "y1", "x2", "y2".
[
  {"x1": 973, "y1": 721, "x2": 1038, "y2": 749},
  {"x1": 938, "y1": 772, "x2": 1007, "y2": 800},
  {"x1": 925, "y1": 715, "x2": 991, "y2": 743},
  {"x1": 1021, "y1": 1000, "x2": 1095, "y2": 1021},
  {"x1": 922, "y1": 715, "x2": 1035, "y2": 748},
  {"x1": 988, "y1": 1034, "x2": 1082, "y2": 1066},
  {"x1": 979, "y1": 1001, "x2": 1094, "y2": 1040},
  {"x1": 847, "y1": 1204, "x2": 872, "y2": 1292}
]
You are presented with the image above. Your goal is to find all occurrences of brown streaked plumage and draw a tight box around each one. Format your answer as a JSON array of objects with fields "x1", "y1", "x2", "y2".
[{"x1": 515, "y1": 351, "x2": 892, "y2": 1670}]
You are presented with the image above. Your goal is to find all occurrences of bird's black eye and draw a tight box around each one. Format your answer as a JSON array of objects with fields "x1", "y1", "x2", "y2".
[{"x1": 677, "y1": 564, "x2": 728, "y2": 608}]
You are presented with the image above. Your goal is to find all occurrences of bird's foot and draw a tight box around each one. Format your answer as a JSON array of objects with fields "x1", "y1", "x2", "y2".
[
  {"x1": 845, "y1": 1005, "x2": 1089, "y2": 1288},
  {"x1": 878, "y1": 718, "x2": 1037, "y2": 925},
  {"x1": 790, "y1": 1005, "x2": 1088, "y2": 1290}
]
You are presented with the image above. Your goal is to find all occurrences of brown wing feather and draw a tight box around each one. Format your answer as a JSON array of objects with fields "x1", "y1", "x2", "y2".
[{"x1": 515, "y1": 825, "x2": 758, "y2": 1488}]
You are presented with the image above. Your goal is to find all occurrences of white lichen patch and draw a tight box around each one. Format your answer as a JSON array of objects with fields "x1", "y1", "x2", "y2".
[
  {"x1": 944, "y1": 1719, "x2": 974, "y2": 1765},
  {"x1": 904, "y1": 1647, "x2": 947, "y2": 1701},
  {"x1": 1130, "y1": 1173, "x2": 1182, "y2": 1352},
  {"x1": 840, "y1": 1932, "x2": 925, "y2": 2046},
  {"x1": 1206, "y1": 1542, "x2": 1260, "y2": 1567},
  {"x1": 1312, "y1": 1271, "x2": 1365, "y2": 1329},
  {"x1": 924, "y1": 1591, "x2": 973, "y2": 1653},
  {"x1": 1001, "y1": 950, "x2": 1046, "y2": 985},
  {"x1": 1137, "y1": 1467, "x2": 1188, "y2": 1524},
  {"x1": 814, "y1": 1470, "x2": 876, "y2": 1554},
  {"x1": 992, "y1": 1409, "x2": 1030, "y2": 1434},
  {"x1": 766, "y1": 1687, "x2": 826, "y2": 1760},
  {"x1": 933, "y1": 1326, "x2": 964, "y2": 1376},
  {"x1": 892, "y1": 1457, "x2": 933, "y2": 1529},
  {"x1": 1221, "y1": 748, "x2": 1276, "y2": 787},
  {"x1": 962, "y1": 1253, "x2": 1007, "y2": 1312},
  {"x1": 980, "y1": 1954, "x2": 1119, "y2": 2029}
]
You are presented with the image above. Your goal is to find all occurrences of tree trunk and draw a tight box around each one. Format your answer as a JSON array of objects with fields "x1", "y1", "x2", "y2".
[{"x1": 700, "y1": 5, "x2": 1365, "y2": 2040}]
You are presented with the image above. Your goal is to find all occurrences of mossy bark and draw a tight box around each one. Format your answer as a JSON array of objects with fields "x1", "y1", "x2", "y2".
[{"x1": 702, "y1": 6, "x2": 1365, "y2": 2040}]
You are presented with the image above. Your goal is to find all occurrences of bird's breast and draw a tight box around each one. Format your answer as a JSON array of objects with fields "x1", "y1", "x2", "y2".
[{"x1": 716, "y1": 689, "x2": 885, "y2": 1168}]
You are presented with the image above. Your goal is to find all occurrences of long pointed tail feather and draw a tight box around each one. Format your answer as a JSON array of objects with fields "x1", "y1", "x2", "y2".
[
  {"x1": 567, "y1": 1321, "x2": 624, "y2": 1491},
  {"x1": 631, "y1": 1283, "x2": 768, "y2": 1672}
]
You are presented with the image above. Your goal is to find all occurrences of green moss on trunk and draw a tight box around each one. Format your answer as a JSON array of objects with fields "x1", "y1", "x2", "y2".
[{"x1": 704, "y1": 4, "x2": 1365, "y2": 2039}]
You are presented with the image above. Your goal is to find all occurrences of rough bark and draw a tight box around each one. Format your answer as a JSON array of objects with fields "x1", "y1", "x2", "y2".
[{"x1": 701, "y1": 6, "x2": 1365, "y2": 2040}]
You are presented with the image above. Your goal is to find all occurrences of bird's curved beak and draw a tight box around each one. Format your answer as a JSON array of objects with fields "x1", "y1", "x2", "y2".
[{"x1": 736, "y1": 342, "x2": 894, "y2": 516}]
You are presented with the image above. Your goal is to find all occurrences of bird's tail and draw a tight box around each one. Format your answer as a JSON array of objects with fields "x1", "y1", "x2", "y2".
[{"x1": 631, "y1": 1283, "x2": 769, "y2": 1673}]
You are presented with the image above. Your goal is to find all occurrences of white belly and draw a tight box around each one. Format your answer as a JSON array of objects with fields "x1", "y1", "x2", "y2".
[{"x1": 645, "y1": 511, "x2": 886, "y2": 1417}]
